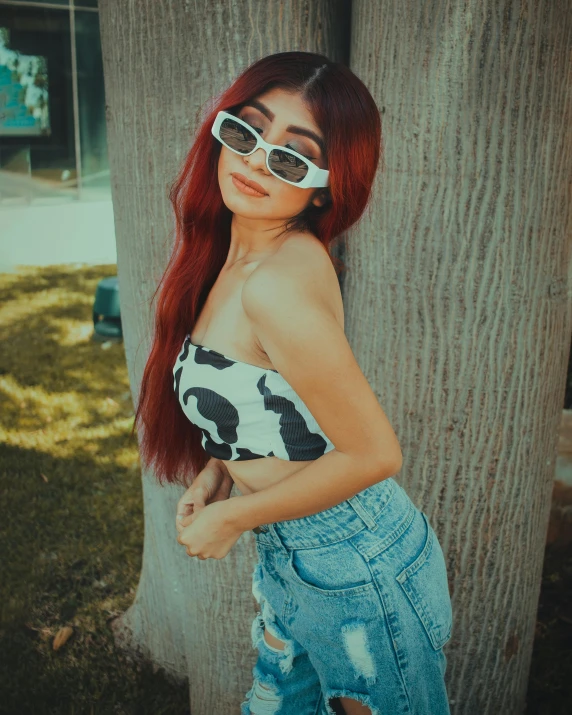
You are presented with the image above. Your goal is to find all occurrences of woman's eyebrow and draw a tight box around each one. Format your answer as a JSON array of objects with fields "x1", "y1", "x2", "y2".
[{"x1": 243, "y1": 99, "x2": 326, "y2": 157}]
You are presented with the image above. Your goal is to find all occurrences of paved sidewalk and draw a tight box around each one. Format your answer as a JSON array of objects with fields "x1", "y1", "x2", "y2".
[{"x1": 0, "y1": 198, "x2": 117, "y2": 272}]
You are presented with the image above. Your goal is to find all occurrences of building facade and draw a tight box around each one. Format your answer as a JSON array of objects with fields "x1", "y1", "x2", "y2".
[{"x1": 0, "y1": 0, "x2": 116, "y2": 269}]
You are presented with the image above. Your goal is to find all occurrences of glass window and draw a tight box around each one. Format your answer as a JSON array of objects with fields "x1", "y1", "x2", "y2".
[
  {"x1": 0, "y1": 4, "x2": 76, "y2": 203},
  {"x1": 0, "y1": 1, "x2": 108, "y2": 204},
  {"x1": 75, "y1": 8, "x2": 109, "y2": 199}
]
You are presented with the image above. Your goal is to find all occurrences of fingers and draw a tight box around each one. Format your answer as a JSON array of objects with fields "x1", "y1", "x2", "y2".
[
  {"x1": 176, "y1": 504, "x2": 205, "y2": 533},
  {"x1": 176, "y1": 521, "x2": 206, "y2": 559},
  {"x1": 176, "y1": 485, "x2": 208, "y2": 522},
  {"x1": 180, "y1": 512, "x2": 197, "y2": 527},
  {"x1": 176, "y1": 515, "x2": 185, "y2": 534},
  {"x1": 175, "y1": 466, "x2": 225, "y2": 534}
]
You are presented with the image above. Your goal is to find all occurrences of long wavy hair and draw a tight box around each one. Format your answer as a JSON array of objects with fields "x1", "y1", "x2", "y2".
[{"x1": 133, "y1": 51, "x2": 383, "y2": 487}]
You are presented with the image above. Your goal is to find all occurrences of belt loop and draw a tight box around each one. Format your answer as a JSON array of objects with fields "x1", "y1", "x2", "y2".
[
  {"x1": 347, "y1": 493, "x2": 379, "y2": 531},
  {"x1": 267, "y1": 522, "x2": 290, "y2": 554}
]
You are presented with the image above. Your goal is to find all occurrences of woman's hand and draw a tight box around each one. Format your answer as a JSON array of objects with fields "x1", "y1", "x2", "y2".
[
  {"x1": 176, "y1": 499, "x2": 243, "y2": 560},
  {"x1": 176, "y1": 460, "x2": 234, "y2": 535}
]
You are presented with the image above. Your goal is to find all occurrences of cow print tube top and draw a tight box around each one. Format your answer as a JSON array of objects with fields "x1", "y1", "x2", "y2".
[{"x1": 172, "y1": 334, "x2": 336, "y2": 461}]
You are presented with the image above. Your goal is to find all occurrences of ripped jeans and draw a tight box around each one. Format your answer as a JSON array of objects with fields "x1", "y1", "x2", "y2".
[{"x1": 241, "y1": 477, "x2": 453, "y2": 715}]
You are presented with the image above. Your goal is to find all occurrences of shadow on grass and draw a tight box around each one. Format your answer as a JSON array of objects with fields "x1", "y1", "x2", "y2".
[{"x1": 0, "y1": 265, "x2": 189, "y2": 715}]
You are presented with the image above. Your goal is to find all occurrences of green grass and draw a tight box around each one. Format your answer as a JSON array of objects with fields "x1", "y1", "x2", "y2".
[{"x1": 0, "y1": 265, "x2": 189, "y2": 715}]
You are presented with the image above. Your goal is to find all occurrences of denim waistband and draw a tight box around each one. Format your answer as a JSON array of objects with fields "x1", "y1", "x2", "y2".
[{"x1": 253, "y1": 477, "x2": 415, "y2": 551}]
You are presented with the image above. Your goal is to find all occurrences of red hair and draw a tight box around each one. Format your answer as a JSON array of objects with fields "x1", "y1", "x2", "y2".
[{"x1": 133, "y1": 51, "x2": 383, "y2": 486}]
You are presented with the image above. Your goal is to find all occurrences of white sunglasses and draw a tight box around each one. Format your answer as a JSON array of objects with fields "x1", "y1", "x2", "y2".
[{"x1": 211, "y1": 110, "x2": 329, "y2": 189}]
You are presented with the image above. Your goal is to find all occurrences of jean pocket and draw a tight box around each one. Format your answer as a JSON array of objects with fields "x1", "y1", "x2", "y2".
[
  {"x1": 396, "y1": 512, "x2": 453, "y2": 650},
  {"x1": 287, "y1": 538, "x2": 377, "y2": 597}
]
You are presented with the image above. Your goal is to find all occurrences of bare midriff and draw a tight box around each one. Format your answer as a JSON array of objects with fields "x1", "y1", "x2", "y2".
[{"x1": 221, "y1": 456, "x2": 315, "y2": 495}]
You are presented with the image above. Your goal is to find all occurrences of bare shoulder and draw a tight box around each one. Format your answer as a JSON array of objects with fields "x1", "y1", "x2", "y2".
[
  {"x1": 240, "y1": 233, "x2": 402, "y2": 474},
  {"x1": 244, "y1": 233, "x2": 344, "y2": 329},
  {"x1": 271, "y1": 232, "x2": 337, "y2": 277}
]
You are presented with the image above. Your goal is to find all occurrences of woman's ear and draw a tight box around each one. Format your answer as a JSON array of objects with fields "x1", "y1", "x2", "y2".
[{"x1": 311, "y1": 188, "x2": 331, "y2": 207}]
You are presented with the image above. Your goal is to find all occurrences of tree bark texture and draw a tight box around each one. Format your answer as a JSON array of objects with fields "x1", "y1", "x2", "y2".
[
  {"x1": 98, "y1": 1, "x2": 350, "y2": 712},
  {"x1": 348, "y1": 2, "x2": 572, "y2": 713}
]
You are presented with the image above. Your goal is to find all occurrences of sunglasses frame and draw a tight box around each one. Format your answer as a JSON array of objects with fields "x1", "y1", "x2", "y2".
[{"x1": 211, "y1": 110, "x2": 330, "y2": 189}]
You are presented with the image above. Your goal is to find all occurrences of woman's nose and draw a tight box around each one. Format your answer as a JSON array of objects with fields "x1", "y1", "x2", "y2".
[{"x1": 245, "y1": 146, "x2": 269, "y2": 172}]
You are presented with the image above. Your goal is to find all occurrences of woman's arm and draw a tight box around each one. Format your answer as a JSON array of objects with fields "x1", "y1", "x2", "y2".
[
  {"x1": 202, "y1": 456, "x2": 235, "y2": 497},
  {"x1": 227, "y1": 448, "x2": 400, "y2": 532},
  {"x1": 224, "y1": 248, "x2": 403, "y2": 532},
  {"x1": 213, "y1": 458, "x2": 235, "y2": 491},
  {"x1": 176, "y1": 457, "x2": 234, "y2": 533},
  {"x1": 206, "y1": 456, "x2": 232, "y2": 479}
]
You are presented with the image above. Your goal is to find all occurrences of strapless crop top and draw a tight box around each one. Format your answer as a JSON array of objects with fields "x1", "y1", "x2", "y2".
[{"x1": 172, "y1": 334, "x2": 336, "y2": 461}]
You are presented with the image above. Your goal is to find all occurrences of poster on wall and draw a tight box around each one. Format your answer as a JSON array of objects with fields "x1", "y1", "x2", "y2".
[{"x1": 0, "y1": 27, "x2": 50, "y2": 137}]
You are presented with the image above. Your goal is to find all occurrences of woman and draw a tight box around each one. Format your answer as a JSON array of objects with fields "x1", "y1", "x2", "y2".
[{"x1": 135, "y1": 51, "x2": 452, "y2": 715}]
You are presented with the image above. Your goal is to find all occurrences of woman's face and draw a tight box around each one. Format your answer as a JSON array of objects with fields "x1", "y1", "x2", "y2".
[{"x1": 217, "y1": 87, "x2": 329, "y2": 223}]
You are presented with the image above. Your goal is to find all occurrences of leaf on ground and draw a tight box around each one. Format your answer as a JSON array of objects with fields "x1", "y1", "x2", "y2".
[{"x1": 53, "y1": 626, "x2": 74, "y2": 651}]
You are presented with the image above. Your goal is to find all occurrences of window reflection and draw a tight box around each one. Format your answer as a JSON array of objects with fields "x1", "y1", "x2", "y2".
[
  {"x1": 75, "y1": 9, "x2": 109, "y2": 199},
  {"x1": 0, "y1": 0, "x2": 108, "y2": 204}
]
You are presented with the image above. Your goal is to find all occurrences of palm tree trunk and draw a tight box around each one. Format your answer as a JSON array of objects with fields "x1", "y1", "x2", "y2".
[
  {"x1": 98, "y1": 1, "x2": 350, "y2": 712},
  {"x1": 348, "y1": 1, "x2": 572, "y2": 712}
]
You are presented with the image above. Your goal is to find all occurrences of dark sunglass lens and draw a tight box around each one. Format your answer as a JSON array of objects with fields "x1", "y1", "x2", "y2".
[
  {"x1": 268, "y1": 149, "x2": 309, "y2": 183},
  {"x1": 219, "y1": 118, "x2": 257, "y2": 154}
]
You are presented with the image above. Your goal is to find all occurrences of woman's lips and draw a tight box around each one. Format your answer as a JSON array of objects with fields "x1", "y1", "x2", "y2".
[{"x1": 231, "y1": 174, "x2": 268, "y2": 197}]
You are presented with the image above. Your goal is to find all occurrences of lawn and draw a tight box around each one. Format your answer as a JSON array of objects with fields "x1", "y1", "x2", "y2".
[
  {"x1": 0, "y1": 264, "x2": 569, "y2": 714},
  {"x1": 0, "y1": 265, "x2": 189, "y2": 715}
]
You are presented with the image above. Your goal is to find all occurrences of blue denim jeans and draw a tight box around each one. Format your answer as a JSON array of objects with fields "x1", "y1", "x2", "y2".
[{"x1": 240, "y1": 477, "x2": 452, "y2": 715}]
